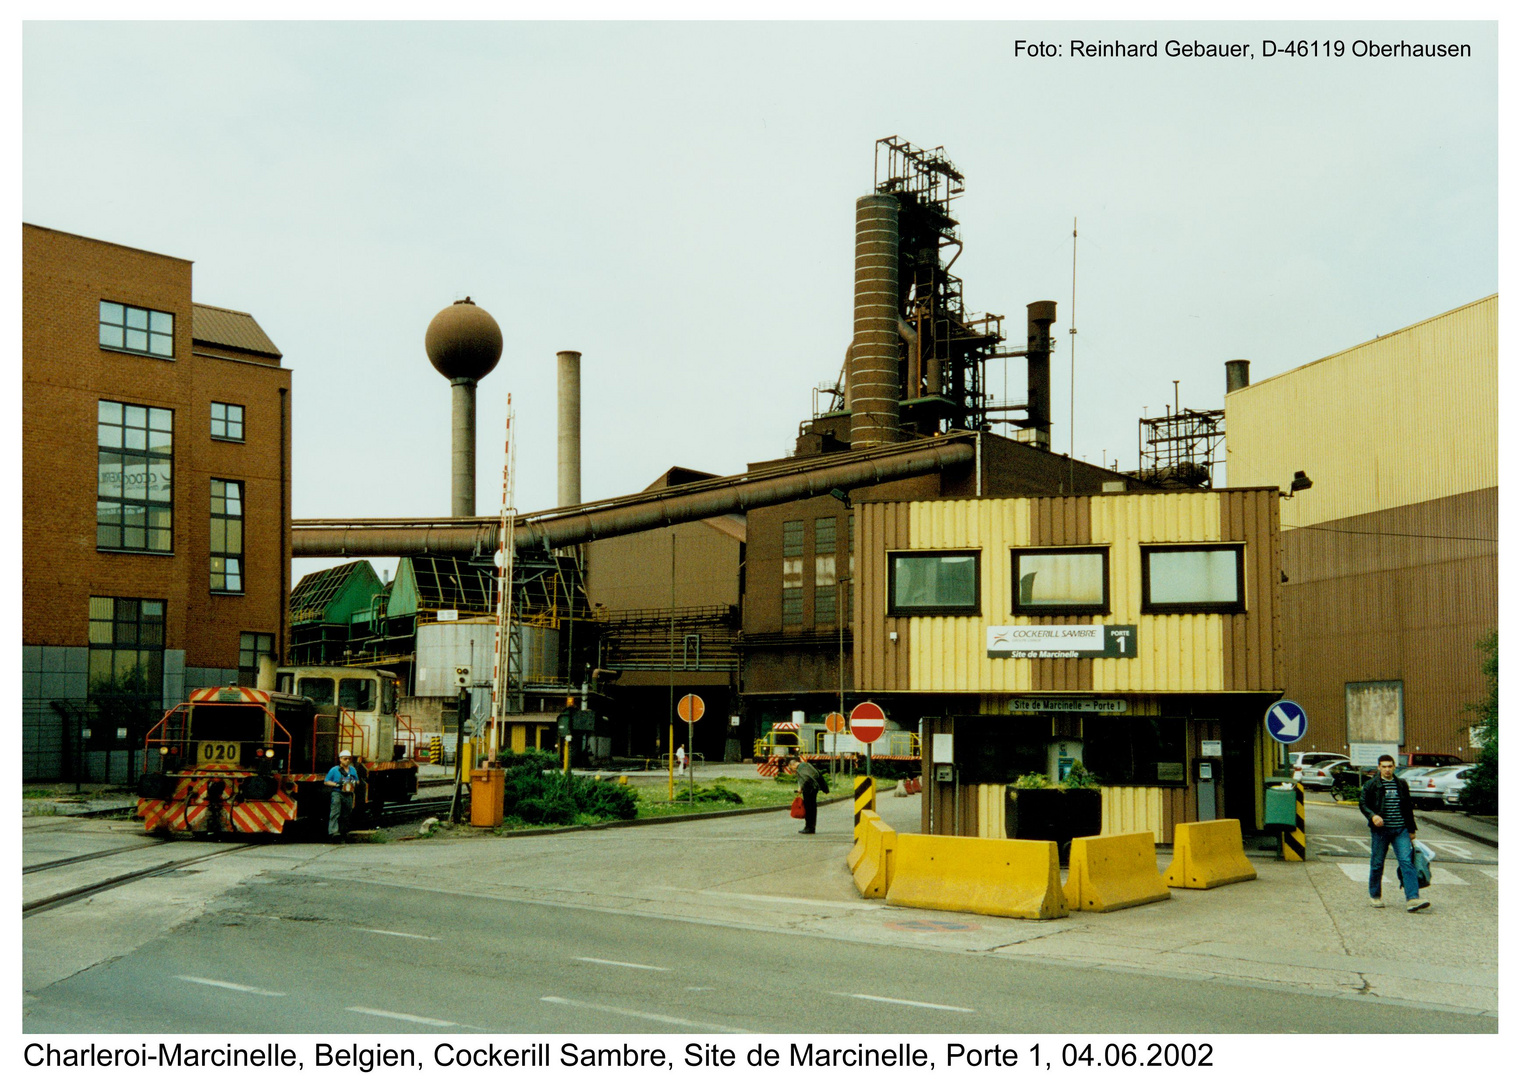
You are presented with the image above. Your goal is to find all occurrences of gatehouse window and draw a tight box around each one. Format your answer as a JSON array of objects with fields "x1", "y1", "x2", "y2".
[
  {"x1": 1141, "y1": 544, "x2": 1245, "y2": 614},
  {"x1": 888, "y1": 551, "x2": 981, "y2": 616},
  {"x1": 1013, "y1": 546, "x2": 1109, "y2": 616}
]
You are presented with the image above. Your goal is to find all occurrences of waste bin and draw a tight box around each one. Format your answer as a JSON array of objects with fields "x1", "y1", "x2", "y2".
[
  {"x1": 1264, "y1": 784, "x2": 1299, "y2": 827},
  {"x1": 470, "y1": 766, "x2": 504, "y2": 827}
]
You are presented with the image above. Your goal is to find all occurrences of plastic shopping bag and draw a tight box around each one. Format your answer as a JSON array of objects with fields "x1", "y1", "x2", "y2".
[
  {"x1": 1413, "y1": 838, "x2": 1435, "y2": 889},
  {"x1": 789, "y1": 795, "x2": 806, "y2": 819}
]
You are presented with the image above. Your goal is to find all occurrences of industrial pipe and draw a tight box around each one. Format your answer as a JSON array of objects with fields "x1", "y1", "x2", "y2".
[
  {"x1": 293, "y1": 436, "x2": 976, "y2": 558},
  {"x1": 1025, "y1": 301, "x2": 1056, "y2": 450}
]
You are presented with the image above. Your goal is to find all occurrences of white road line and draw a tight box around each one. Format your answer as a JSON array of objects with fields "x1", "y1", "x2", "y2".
[
  {"x1": 175, "y1": 976, "x2": 285, "y2": 997},
  {"x1": 540, "y1": 996, "x2": 750, "y2": 1033},
  {"x1": 346, "y1": 1006, "x2": 456, "y2": 1027},
  {"x1": 830, "y1": 991, "x2": 973, "y2": 1013},
  {"x1": 574, "y1": 956, "x2": 670, "y2": 971},
  {"x1": 1335, "y1": 863, "x2": 1470, "y2": 886},
  {"x1": 1476, "y1": 867, "x2": 1499, "y2": 880},
  {"x1": 351, "y1": 927, "x2": 441, "y2": 940}
]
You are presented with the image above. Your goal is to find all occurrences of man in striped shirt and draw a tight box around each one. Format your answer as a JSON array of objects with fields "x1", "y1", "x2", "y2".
[{"x1": 1359, "y1": 754, "x2": 1429, "y2": 912}]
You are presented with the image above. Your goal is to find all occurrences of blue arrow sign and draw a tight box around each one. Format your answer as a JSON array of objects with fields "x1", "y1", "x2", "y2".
[{"x1": 1265, "y1": 700, "x2": 1309, "y2": 744}]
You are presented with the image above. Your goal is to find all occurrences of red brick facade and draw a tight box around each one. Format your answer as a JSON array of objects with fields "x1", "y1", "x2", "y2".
[{"x1": 22, "y1": 224, "x2": 291, "y2": 671}]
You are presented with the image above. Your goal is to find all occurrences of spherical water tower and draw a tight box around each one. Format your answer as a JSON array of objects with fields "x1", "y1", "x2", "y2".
[{"x1": 425, "y1": 298, "x2": 503, "y2": 517}]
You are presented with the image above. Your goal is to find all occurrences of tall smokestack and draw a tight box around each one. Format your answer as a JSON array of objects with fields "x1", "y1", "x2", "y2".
[
  {"x1": 1225, "y1": 359, "x2": 1251, "y2": 394},
  {"x1": 557, "y1": 350, "x2": 582, "y2": 507},
  {"x1": 1026, "y1": 300, "x2": 1056, "y2": 450},
  {"x1": 425, "y1": 298, "x2": 503, "y2": 517},
  {"x1": 850, "y1": 194, "x2": 901, "y2": 448}
]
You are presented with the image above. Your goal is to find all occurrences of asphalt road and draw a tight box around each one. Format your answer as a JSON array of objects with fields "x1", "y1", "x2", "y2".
[{"x1": 21, "y1": 872, "x2": 1494, "y2": 1035}]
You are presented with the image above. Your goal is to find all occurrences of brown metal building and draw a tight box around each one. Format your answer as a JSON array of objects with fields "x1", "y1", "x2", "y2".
[
  {"x1": 21, "y1": 224, "x2": 291, "y2": 780},
  {"x1": 1225, "y1": 296, "x2": 1497, "y2": 763},
  {"x1": 584, "y1": 468, "x2": 745, "y2": 763}
]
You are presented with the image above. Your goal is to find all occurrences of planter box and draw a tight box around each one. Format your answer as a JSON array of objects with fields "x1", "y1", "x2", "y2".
[{"x1": 1005, "y1": 786, "x2": 1102, "y2": 845}]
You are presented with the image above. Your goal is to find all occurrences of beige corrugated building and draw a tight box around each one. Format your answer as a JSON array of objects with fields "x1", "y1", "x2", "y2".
[{"x1": 1225, "y1": 295, "x2": 1497, "y2": 762}]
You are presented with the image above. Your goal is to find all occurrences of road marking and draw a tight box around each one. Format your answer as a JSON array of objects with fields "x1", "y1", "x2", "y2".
[
  {"x1": 1476, "y1": 867, "x2": 1499, "y2": 880},
  {"x1": 1335, "y1": 863, "x2": 1469, "y2": 886},
  {"x1": 351, "y1": 927, "x2": 440, "y2": 940},
  {"x1": 830, "y1": 991, "x2": 974, "y2": 1013},
  {"x1": 540, "y1": 996, "x2": 750, "y2": 1033},
  {"x1": 574, "y1": 956, "x2": 670, "y2": 971},
  {"x1": 346, "y1": 1006, "x2": 456, "y2": 1027},
  {"x1": 175, "y1": 976, "x2": 285, "y2": 997}
]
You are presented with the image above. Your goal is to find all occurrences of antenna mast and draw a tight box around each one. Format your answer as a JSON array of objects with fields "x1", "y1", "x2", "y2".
[{"x1": 1069, "y1": 217, "x2": 1078, "y2": 488}]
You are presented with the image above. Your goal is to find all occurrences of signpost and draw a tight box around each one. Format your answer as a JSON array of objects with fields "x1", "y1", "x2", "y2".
[
  {"x1": 849, "y1": 701, "x2": 886, "y2": 777},
  {"x1": 1265, "y1": 699, "x2": 1310, "y2": 864},
  {"x1": 824, "y1": 712, "x2": 846, "y2": 777},
  {"x1": 677, "y1": 694, "x2": 704, "y2": 802}
]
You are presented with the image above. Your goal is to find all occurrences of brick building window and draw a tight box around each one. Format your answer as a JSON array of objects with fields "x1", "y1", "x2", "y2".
[
  {"x1": 88, "y1": 596, "x2": 165, "y2": 698},
  {"x1": 239, "y1": 632, "x2": 274, "y2": 685},
  {"x1": 99, "y1": 301, "x2": 174, "y2": 358},
  {"x1": 814, "y1": 518, "x2": 837, "y2": 626},
  {"x1": 782, "y1": 519, "x2": 805, "y2": 628},
  {"x1": 210, "y1": 480, "x2": 244, "y2": 593},
  {"x1": 97, "y1": 401, "x2": 173, "y2": 552},
  {"x1": 211, "y1": 402, "x2": 244, "y2": 441}
]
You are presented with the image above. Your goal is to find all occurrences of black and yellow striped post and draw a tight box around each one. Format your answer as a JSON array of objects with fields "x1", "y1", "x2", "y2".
[
  {"x1": 1281, "y1": 781, "x2": 1306, "y2": 861},
  {"x1": 854, "y1": 774, "x2": 876, "y2": 843}
]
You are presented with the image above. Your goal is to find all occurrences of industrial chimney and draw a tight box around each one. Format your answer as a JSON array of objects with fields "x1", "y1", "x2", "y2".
[
  {"x1": 1025, "y1": 300, "x2": 1057, "y2": 450},
  {"x1": 850, "y1": 194, "x2": 902, "y2": 448},
  {"x1": 557, "y1": 350, "x2": 582, "y2": 507},
  {"x1": 1225, "y1": 359, "x2": 1251, "y2": 394},
  {"x1": 425, "y1": 298, "x2": 503, "y2": 517}
]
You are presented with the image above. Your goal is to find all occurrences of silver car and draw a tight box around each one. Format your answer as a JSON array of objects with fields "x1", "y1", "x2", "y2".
[
  {"x1": 1410, "y1": 765, "x2": 1472, "y2": 808},
  {"x1": 1291, "y1": 751, "x2": 1350, "y2": 789}
]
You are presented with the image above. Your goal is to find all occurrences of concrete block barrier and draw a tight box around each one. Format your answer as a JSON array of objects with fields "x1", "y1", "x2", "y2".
[
  {"x1": 853, "y1": 774, "x2": 876, "y2": 843},
  {"x1": 851, "y1": 814, "x2": 897, "y2": 898},
  {"x1": 1163, "y1": 818, "x2": 1258, "y2": 889},
  {"x1": 1064, "y1": 831, "x2": 1172, "y2": 912},
  {"x1": 847, "y1": 808, "x2": 879, "y2": 873},
  {"x1": 885, "y1": 834, "x2": 1068, "y2": 920}
]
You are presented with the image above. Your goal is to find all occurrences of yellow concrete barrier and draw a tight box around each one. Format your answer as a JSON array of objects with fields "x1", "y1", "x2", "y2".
[
  {"x1": 851, "y1": 815, "x2": 897, "y2": 898},
  {"x1": 847, "y1": 808, "x2": 879, "y2": 873},
  {"x1": 885, "y1": 834, "x2": 1068, "y2": 920},
  {"x1": 1064, "y1": 831, "x2": 1171, "y2": 912},
  {"x1": 1163, "y1": 819, "x2": 1258, "y2": 889}
]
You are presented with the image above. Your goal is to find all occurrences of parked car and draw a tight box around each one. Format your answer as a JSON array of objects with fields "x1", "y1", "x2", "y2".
[
  {"x1": 1410, "y1": 765, "x2": 1473, "y2": 808},
  {"x1": 1400, "y1": 752, "x2": 1466, "y2": 768},
  {"x1": 1294, "y1": 753, "x2": 1352, "y2": 789},
  {"x1": 1397, "y1": 766, "x2": 1438, "y2": 784}
]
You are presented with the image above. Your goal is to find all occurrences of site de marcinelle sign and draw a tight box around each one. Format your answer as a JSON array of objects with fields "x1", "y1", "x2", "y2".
[{"x1": 986, "y1": 625, "x2": 1138, "y2": 660}]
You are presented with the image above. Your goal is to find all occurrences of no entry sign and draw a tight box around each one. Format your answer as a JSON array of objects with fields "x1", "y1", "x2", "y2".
[{"x1": 848, "y1": 701, "x2": 886, "y2": 743}]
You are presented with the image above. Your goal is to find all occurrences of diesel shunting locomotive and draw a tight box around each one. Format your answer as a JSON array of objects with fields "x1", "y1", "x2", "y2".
[{"x1": 135, "y1": 666, "x2": 419, "y2": 837}]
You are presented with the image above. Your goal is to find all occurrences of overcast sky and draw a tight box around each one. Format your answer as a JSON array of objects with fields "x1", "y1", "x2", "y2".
[{"x1": 22, "y1": 20, "x2": 1497, "y2": 579}]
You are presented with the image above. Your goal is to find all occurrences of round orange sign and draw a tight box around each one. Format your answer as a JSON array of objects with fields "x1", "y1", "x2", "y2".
[
  {"x1": 677, "y1": 694, "x2": 706, "y2": 723},
  {"x1": 824, "y1": 712, "x2": 846, "y2": 733}
]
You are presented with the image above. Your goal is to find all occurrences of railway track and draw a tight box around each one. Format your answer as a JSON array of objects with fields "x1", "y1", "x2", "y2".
[
  {"x1": 23, "y1": 841, "x2": 169, "y2": 875},
  {"x1": 23, "y1": 844, "x2": 252, "y2": 917}
]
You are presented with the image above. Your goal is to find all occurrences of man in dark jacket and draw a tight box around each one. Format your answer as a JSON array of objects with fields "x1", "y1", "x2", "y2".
[
  {"x1": 793, "y1": 754, "x2": 829, "y2": 834},
  {"x1": 1359, "y1": 754, "x2": 1428, "y2": 912}
]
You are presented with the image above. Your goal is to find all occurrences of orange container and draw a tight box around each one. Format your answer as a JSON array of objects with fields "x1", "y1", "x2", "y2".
[{"x1": 469, "y1": 767, "x2": 504, "y2": 827}]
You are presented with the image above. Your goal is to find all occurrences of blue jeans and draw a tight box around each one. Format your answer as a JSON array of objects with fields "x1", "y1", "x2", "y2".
[{"x1": 1369, "y1": 825, "x2": 1419, "y2": 901}]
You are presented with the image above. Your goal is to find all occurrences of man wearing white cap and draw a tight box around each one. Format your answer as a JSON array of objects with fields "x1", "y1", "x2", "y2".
[{"x1": 325, "y1": 750, "x2": 359, "y2": 839}]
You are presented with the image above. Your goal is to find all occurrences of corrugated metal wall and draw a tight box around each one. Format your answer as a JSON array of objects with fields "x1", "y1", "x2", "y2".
[
  {"x1": 1225, "y1": 295, "x2": 1497, "y2": 527},
  {"x1": 857, "y1": 491, "x2": 1279, "y2": 694}
]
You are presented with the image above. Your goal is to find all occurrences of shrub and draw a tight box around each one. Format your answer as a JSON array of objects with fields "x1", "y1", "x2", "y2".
[{"x1": 1459, "y1": 633, "x2": 1498, "y2": 815}]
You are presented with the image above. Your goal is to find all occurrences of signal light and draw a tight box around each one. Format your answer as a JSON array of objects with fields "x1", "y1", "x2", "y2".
[{"x1": 159, "y1": 746, "x2": 170, "y2": 756}]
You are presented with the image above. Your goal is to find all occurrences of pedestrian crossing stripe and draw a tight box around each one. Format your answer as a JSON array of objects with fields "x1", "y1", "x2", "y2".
[{"x1": 1335, "y1": 863, "x2": 1470, "y2": 886}]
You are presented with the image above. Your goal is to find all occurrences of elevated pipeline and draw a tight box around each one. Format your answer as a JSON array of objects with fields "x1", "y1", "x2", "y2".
[{"x1": 293, "y1": 435, "x2": 976, "y2": 558}]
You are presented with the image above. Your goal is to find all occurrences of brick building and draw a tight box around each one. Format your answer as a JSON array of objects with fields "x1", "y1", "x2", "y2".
[{"x1": 21, "y1": 224, "x2": 291, "y2": 781}]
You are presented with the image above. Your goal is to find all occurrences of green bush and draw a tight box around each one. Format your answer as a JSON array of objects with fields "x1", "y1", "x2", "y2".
[
  {"x1": 686, "y1": 784, "x2": 743, "y2": 804},
  {"x1": 496, "y1": 762, "x2": 638, "y2": 825}
]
